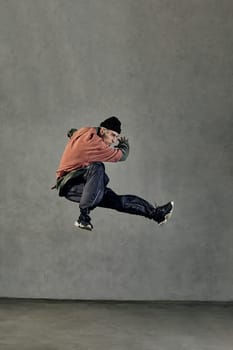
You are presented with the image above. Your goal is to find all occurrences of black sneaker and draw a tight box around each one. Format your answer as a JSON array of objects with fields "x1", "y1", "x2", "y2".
[
  {"x1": 74, "y1": 209, "x2": 93, "y2": 231},
  {"x1": 154, "y1": 201, "x2": 174, "y2": 225}
]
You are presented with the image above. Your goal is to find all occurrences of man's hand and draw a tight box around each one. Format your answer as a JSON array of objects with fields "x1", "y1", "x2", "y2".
[
  {"x1": 116, "y1": 136, "x2": 130, "y2": 161},
  {"x1": 117, "y1": 136, "x2": 129, "y2": 145}
]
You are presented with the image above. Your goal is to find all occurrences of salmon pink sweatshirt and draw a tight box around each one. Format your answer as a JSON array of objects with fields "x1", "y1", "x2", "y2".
[{"x1": 56, "y1": 127, "x2": 123, "y2": 178}]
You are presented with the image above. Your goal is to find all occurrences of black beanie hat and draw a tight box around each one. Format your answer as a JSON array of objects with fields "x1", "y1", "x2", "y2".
[{"x1": 100, "y1": 116, "x2": 121, "y2": 134}]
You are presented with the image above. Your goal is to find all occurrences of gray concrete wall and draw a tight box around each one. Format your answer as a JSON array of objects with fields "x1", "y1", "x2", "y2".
[{"x1": 0, "y1": 0, "x2": 232, "y2": 300}]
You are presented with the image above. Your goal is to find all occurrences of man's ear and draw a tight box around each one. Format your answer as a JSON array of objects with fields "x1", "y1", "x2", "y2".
[{"x1": 99, "y1": 127, "x2": 105, "y2": 136}]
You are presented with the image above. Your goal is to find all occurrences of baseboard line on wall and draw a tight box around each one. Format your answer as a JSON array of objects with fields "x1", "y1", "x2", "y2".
[{"x1": 0, "y1": 298, "x2": 233, "y2": 306}]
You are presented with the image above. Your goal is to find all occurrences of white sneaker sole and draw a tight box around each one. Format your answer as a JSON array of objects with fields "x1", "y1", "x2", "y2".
[
  {"x1": 74, "y1": 220, "x2": 93, "y2": 231},
  {"x1": 158, "y1": 201, "x2": 174, "y2": 225}
]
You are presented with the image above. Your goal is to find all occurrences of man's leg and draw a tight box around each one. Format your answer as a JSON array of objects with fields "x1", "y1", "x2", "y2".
[
  {"x1": 63, "y1": 166, "x2": 173, "y2": 228},
  {"x1": 64, "y1": 183, "x2": 84, "y2": 203},
  {"x1": 66, "y1": 162, "x2": 108, "y2": 230},
  {"x1": 77, "y1": 162, "x2": 108, "y2": 230},
  {"x1": 97, "y1": 188, "x2": 174, "y2": 225},
  {"x1": 79, "y1": 162, "x2": 108, "y2": 210}
]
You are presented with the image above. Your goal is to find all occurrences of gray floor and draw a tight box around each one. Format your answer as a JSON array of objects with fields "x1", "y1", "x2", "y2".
[{"x1": 0, "y1": 300, "x2": 232, "y2": 350}]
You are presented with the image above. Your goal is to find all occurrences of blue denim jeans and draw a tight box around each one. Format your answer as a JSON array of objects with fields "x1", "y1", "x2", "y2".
[{"x1": 64, "y1": 162, "x2": 156, "y2": 219}]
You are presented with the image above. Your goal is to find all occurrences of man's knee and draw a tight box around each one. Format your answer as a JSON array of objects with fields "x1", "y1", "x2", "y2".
[
  {"x1": 83, "y1": 162, "x2": 105, "y2": 180},
  {"x1": 83, "y1": 162, "x2": 108, "y2": 189},
  {"x1": 88, "y1": 162, "x2": 105, "y2": 173},
  {"x1": 90, "y1": 163, "x2": 109, "y2": 185}
]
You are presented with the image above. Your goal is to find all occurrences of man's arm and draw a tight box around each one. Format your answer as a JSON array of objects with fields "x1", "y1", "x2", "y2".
[{"x1": 68, "y1": 128, "x2": 130, "y2": 161}]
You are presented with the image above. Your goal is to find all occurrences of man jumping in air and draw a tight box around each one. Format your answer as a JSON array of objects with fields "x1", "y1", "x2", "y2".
[{"x1": 54, "y1": 116, "x2": 174, "y2": 230}]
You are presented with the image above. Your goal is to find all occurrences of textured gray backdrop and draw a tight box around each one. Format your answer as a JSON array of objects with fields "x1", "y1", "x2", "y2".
[{"x1": 0, "y1": 0, "x2": 232, "y2": 300}]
